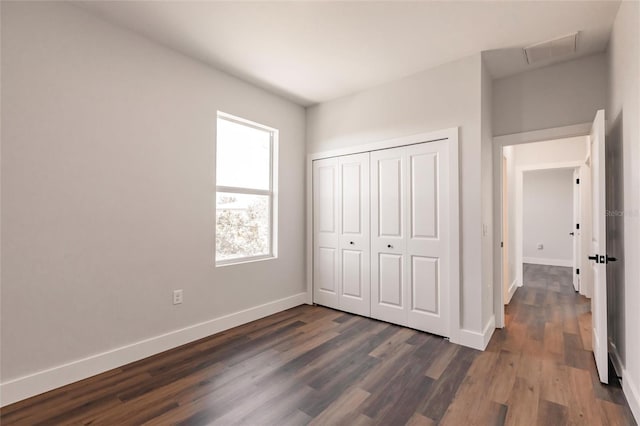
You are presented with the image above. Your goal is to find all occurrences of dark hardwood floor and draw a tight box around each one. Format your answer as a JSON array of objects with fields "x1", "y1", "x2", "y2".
[{"x1": 1, "y1": 264, "x2": 636, "y2": 425}]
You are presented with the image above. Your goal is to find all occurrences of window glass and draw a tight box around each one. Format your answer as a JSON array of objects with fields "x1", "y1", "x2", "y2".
[
  {"x1": 216, "y1": 192, "x2": 270, "y2": 261},
  {"x1": 215, "y1": 113, "x2": 276, "y2": 265},
  {"x1": 216, "y1": 118, "x2": 271, "y2": 190}
]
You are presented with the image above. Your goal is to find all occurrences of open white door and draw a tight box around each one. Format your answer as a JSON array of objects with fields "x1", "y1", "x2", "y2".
[
  {"x1": 589, "y1": 109, "x2": 608, "y2": 384},
  {"x1": 572, "y1": 168, "x2": 580, "y2": 292}
]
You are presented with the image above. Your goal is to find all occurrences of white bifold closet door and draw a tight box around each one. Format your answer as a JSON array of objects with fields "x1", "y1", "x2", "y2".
[
  {"x1": 371, "y1": 141, "x2": 450, "y2": 337},
  {"x1": 313, "y1": 153, "x2": 370, "y2": 317}
]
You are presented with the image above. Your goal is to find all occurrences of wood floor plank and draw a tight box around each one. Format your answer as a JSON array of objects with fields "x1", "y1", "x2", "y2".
[
  {"x1": 537, "y1": 399, "x2": 568, "y2": 426},
  {"x1": 566, "y1": 365, "x2": 604, "y2": 424},
  {"x1": 406, "y1": 412, "x2": 436, "y2": 426},
  {"x1": 504, "y1": 376, "x2": 540, "y2": 425},
  {"x1": 439, "y1": 352, "x2": 501, "y2": 426},
  {"x1": 1, "y1": 265, "x2": 635, "y2": 426},
  {"x1": 416, "y1": 346, "x2": 476, "y2": 422},
  {"x1": 368, "y1": 326, "x2": 414, "y2": 359},
  {"x1": 543, "y1": 321, "x2": 564, "y2": 358},
  {"x1": 309, "y1": 386, "x2": 370, "y2": 426},
  {"x1": 485, "y1": 350, "x2": 521, "y2": 404},
  {"x1": 424, "y1": 340, "x2": 460, "y2": 380},
  {"x1": 540, "y1": 359, "x2": 571, "y2": 406},
  {"x1": 224, "y1": 383, "x2": 315, "y2": 426},
  {"x1": 500, "y1": 320, "x2": 527, "y2": 353},
  {"x1": 358, "y1": 341, "x2": 417, "y2": 392},
  {"x1": 599, "y1": 399, "x2": 633, "y2": 426}
]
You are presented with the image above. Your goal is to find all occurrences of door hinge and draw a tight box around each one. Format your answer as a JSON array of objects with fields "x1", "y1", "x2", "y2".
[
  {"x1": 500, "y1": 241, "x2": 504, "y2": 248},
  {"x1": 576, "y1": 178, "x2": 580, "y2": 184},
  {"x1": 576, "y1": 223, "x2": 580, "y2": 230},
  {"x1": 576, "y1": 268, "x2": 580, "y2": 275}
]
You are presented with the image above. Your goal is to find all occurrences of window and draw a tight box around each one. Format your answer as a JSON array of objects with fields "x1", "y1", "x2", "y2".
[{"x1": 215, "y1": 112, "x2": 277, "y2": 265}]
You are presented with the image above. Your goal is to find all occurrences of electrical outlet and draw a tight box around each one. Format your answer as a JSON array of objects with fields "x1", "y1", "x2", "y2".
[{"x1": 173, "y1": 289, "x2": 183, "y2": 305}]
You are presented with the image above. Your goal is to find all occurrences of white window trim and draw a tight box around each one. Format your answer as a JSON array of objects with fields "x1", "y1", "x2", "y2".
[{"x1": 215, "y1": 112, "x2": 278, "y2": 266}]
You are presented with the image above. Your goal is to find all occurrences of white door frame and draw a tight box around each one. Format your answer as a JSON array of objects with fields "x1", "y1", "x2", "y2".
[
  {"x1": 492, "y1": 122, "x2": 592, "y2": 327},
  {"x1": 306, "y1": 128, "x2": 460, "y2": 342},
  {"x1": 501, "y1": 155, "x2": 509, "y2": 303}
]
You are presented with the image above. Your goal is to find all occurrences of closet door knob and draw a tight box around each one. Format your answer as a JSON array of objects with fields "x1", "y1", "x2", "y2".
[
  {"x1": 387, "y1": 244, "x2": 393, "y2": 248},
  {"x1": 349, "y1": 241, "x2": 354, "y2": 245}
]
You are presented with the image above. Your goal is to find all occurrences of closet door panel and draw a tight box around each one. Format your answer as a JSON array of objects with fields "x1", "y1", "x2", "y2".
[
  {"x1": 338, "y1": 153, "x2": 370, "y2": 316},
  {"x1": 317, "y1": 248, "x2": 337, "y2": 293},
  {"x1": 371, "y1": 147, "x2": 408, "y2": 325},
  {"x1": 409, "y1": 152, "x2": 438, "y2": 239},
  {"x1": 411, "y1": 256, "x2": 439, "y2": 314},
  {"x1": 342, "y1": 250, "x2": 363, "y2": 297},
  {"x1": 378, "y1": 158, "x2": 403, "y2": 238},
  {"x1": 406, "y1": 141, "x2": 450, "y2": 336},
  {"x1": 313, "y1": 158, "x2": 340, "y2": 309}
]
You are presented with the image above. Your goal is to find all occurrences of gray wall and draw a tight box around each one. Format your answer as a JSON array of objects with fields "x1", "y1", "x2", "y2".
[
  {"x1": 1, "y1": 2, "x2": 306, "y2": 382},
  {"x1": 493, "y1": 53, "x2": 608, "y2": 136},
  {"x1": 523, "y1": 169, "x2": 574, "y2": 262}
]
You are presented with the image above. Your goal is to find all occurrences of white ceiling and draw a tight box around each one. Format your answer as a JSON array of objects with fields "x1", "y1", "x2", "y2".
[{"x1": 76, "y1": 1, "x2": 621, "y2": 106}]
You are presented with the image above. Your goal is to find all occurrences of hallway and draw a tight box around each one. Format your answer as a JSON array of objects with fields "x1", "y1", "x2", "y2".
[{"x1": 441, "y1": 264, "x2": 636, "y2": 425}]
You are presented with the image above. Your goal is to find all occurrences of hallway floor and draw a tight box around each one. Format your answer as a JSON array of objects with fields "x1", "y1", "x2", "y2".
[{"x1": 440, "y1": 263, "x2": 636, "y2": 425}]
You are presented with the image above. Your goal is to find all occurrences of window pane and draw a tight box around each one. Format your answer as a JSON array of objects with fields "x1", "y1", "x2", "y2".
[
  {"x1": 216, "y1": 192, "x2": 270, "y2": 261},
  {"x1": 217, "y1": 118, "x2": 271, "y2": 190}
]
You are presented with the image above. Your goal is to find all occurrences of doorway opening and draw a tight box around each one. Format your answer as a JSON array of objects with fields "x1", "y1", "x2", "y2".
[
  {"x1": 500, "y1": 136, "x2": 591, "y2": 308},
  {"x1": 493, "y1": 111, "x2": 611, "y2": 386}
]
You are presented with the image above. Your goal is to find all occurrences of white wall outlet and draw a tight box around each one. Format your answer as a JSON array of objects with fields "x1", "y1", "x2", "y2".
[
  {"x1": 173, "y1": 289, "x2": 183, "y2": 305},
  {"x1": 537, "y1": 243, "x2": 544, "y2": 250}
]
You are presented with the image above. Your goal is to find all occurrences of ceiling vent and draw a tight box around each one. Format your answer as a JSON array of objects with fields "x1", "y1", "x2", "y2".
[{"x1": 523, "y1": 32, "x2": 579, "y2": 65}]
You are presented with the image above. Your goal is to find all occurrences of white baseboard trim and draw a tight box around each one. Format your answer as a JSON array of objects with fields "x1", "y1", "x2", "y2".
[
  {"x1": 610, "y1": 342, "x2": 640, "y2": 423},
  {"x1": 506, "y1": 279, "x2": 519, "y2": 304},
  {"x1": 455, "y1": 315, "x2": 495, "y2": 351},
  {"x1": 523, "y1": 257, "x2": 572, "y2": 267},
  {"x1": 623, "y1": 371, "x2": 640, "y2": 424},
  {"x1": 610, "y1": 341, "x2": 623, "y2": 378},
  {"x1": 0, "y1": 292, "x2": 307, "y2": 407}
]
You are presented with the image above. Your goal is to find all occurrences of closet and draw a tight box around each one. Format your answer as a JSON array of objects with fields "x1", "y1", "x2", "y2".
[{"x1": 312, "y1": 139, "x2": 451, "y2": 338}]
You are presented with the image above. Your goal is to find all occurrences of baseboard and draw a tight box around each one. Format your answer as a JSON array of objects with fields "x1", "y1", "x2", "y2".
[
  {"x1": 523, "y1": 257, "x2": 572, "y2": 267},
  {"x1": 506, "y1": 279, "x2": 518, "y2": 304},
  {"x1": 0, "y1": 292, "x2": 307, "y2": 407},
  {"x1": 623, "y1": 370, "x2": 640, "y2": 424},
  {"x1": 610, "y1": 341, "x2": 623, "y2": 378},
  {"x1": 455, "y1": 315, "x2": 495, "y2": 351},
  {"x1": 609, "y1": 342, "x2": 640, "y2": 423}
]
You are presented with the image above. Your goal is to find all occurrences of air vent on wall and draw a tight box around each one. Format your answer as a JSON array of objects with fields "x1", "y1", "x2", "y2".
[{"x1": 523, "y1": 32, "x2": 579, "y2": 65}]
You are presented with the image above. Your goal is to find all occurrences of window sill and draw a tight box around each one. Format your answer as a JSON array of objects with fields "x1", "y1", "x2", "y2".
[{"x1": 215, "y1": 254, "x2": 276, "y2": 268}]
